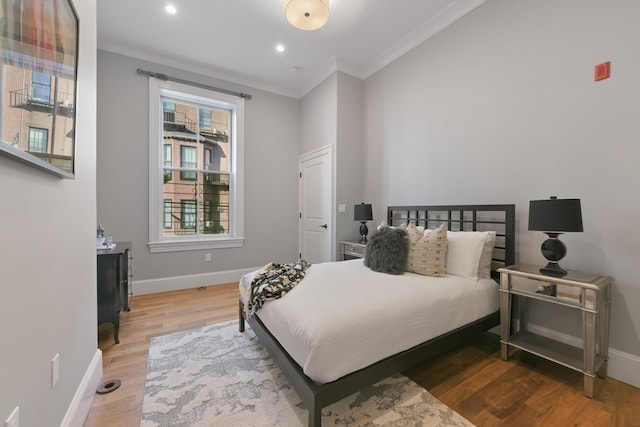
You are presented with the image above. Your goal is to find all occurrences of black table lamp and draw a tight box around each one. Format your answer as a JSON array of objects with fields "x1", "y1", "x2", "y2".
[
  {"x1": 354, "y1": 203, "x2": 373, "y2": 243},
  {"x1": 528, "y1": 196, "x2": 583, "y2": 277}
]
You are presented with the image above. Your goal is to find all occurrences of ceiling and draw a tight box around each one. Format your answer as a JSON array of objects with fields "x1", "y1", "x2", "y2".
[{"x1": 97, "y1": 0, "x2": 485, "y2": 99}]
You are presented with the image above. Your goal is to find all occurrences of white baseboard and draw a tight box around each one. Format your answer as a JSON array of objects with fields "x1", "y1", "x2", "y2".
[
  {"x1": 61, "y1": 349, "x2": 103, "y2": 427},
  {"x1": 608, "y1": 348, "x2": 640, "y2": 388},
  {"x1": 608, "y1": 348, "x2": 640, "y2": 389},
  {"x1": 132, "y1": 266, "x2": 260, "y2": 295},
  {"x1": 526, "y1": 323, "x2": 640, "y2": 389}
]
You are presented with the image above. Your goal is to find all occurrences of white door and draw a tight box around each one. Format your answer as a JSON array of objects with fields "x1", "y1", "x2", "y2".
[{"x1": 299, "y1": 145, "x2": 333, "y2": 263}]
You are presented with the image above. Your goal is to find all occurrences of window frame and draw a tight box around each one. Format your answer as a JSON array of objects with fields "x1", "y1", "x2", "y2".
[{"x1": 148, "y1": 79, "x2": 244, "y2": 253}]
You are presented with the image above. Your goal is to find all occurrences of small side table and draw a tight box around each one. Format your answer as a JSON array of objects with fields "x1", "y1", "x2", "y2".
[
  {"x1": 339, "y1": 241, "x2": 366, "y2": 261},
  {"x1": 97, "y1": 242, "x2": 132, "y2": 344},
  {"x1": 498, "y1": 264, "x2": 613, "y2": 398}
]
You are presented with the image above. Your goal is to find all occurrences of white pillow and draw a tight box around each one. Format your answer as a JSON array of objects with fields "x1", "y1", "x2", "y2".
[
  {"x1": 445, "y1": 231, "x2": 496, "y2": 281},
  {"x1": 477, "y1": 231, "x2": 496, "y2": 279}
]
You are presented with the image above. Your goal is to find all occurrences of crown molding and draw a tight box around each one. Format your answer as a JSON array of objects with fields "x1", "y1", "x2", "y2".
[{"x1": 360, "y1": 0, "x2": 486, "y2": 79}]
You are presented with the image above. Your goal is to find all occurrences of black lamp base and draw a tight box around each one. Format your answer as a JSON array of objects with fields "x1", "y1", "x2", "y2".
[
  {"x1": 539, "y1": 232, "x2": 568, "y2": 277},
  {"x1": 539, "y1": 262, "x2": 567, "y2": 277},
  {"x1": 359, "y1": 222, "x2": 369, "y2": 244}
]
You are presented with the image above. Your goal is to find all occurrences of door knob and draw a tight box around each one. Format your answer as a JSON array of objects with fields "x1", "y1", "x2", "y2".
[{"x1": 319, "y1": 224, "x2": 328, "y2": 229}]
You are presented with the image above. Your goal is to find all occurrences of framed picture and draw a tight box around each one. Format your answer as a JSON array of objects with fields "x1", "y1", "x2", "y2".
[{"x1": 0, "y1": 0, "x2": 79, "y2": 178}]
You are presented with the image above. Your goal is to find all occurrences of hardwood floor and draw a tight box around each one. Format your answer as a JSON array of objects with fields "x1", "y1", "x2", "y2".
[{"x1": 85, "y1": 284, "x2": 639, "y2": 427}]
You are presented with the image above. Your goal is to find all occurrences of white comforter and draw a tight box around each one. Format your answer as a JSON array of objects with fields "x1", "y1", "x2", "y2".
[{"x1": 239, "y1": 258, "x2": 498, "y2": 384}]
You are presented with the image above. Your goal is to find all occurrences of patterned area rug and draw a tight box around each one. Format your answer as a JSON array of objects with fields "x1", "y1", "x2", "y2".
[{"x1": 140, "y1": 320, "x2": 474, "y2": 427}]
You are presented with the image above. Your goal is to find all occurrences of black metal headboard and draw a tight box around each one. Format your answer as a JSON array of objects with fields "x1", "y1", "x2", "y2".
[{"x1": 387, "y1": 204, "x2": 515, "y2": 279}]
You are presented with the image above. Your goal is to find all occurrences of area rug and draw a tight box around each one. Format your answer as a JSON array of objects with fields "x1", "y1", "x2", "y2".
[{"x1": 140, "y1": 320, "x2": 474, "y2": 427}]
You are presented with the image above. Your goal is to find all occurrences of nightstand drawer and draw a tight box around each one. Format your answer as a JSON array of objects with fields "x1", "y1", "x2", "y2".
[
  {"x1": 344, "y1": 243, "x2": 365, "y2": 256},
  {"x1": 339, "y1": 241, "x2": 366, "y2": 260}
]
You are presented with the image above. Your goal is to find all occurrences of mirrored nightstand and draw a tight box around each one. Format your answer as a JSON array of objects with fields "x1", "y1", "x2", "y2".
[{"x1": 498, "y1": 264, "x2": 613, "y2": 398}]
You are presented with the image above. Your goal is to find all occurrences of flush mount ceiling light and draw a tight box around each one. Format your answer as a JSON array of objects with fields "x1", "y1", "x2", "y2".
[{"x1": 285, "y1": 0, "x2": 329, "y2": 31}]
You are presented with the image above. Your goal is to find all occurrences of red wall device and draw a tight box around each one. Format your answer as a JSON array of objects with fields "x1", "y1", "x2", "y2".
[{"x1": 594, "y1": 62, "x2": 611, "y2": 81}]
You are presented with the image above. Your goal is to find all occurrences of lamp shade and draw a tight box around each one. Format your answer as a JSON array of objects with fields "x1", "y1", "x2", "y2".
[
  {"x1": 285, "y1": 0, "x2": 329, "y2": 31},
  {"x1": 528, "y1": 197, "x2": 583, "y2": 233},
  {"x1": 354, "y1": 203, "x2": 373, "y2": 222}
]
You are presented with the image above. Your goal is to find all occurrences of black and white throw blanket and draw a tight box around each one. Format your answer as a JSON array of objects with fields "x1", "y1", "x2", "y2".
[{"x1": 245, "y1": 259, "x2": 311, "y2": 317}]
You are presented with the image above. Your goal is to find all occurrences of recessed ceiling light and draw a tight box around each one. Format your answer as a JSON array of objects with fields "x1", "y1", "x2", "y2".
[
  {"x1": 165, "y1": 5, "x2": 177, "y2": 14},
  {"x1": 276, "y1": 44, "x2": 285, "y2": 53}
]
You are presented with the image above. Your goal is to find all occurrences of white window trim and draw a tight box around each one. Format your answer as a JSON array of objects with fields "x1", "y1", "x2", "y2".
[{"x1": 148, "y1": 78, "x2": 244, "y2": 253}]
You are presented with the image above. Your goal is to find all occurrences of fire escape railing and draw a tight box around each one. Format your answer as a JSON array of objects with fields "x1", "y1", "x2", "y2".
[{"x1": 9, "y1": 86, "x2": 75, "y2": 117}]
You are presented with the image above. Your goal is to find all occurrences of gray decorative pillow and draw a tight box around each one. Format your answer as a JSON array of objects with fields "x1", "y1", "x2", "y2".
[{"x1": 364, "y1": 227, "x2": 409, "y2": 275}]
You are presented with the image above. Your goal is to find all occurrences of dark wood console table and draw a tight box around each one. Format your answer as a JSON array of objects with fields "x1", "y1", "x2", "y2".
[{"x1": 97, "y1": 242, "x2": 132, "y2": 344}]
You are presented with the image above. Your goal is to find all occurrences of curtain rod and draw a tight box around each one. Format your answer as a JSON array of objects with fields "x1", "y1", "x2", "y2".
[{"x1": 136, "y1": 68, "x2": 253, "y2": 100}]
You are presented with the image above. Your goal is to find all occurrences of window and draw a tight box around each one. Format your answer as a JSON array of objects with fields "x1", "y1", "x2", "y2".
[
  {"x1": 163, "y1": 101, "x2": 176, "y2": 123},
  {"x1": 180, "y1": 200, "x2": 197, "y2": 230},
  {"x1": 163, "y1": 199, "x2": 173, "y2": 229},
  {"x1": 163, "y1": 144, "x2": 172, "y2": 167},
  {"x1": 204, "y1": 200, "x2": 213, "y2": 229},
  {"x1": 28, "y1": 127, "x2": 48, "y2": 153},
  {"x1": 148, "y1": 79, "x2": 244, "y2": 252},
  {"x1": 31, "y1": 72, "x2": 51, "y2": 103},
  {"x1": 163, "y1": 144, "x2": 172, "y2": 182},
  {"x1": 180, "y1": 145, "x2": 197, "y2": 180},
  {"x1": 199, "y1": 108, "x2": 212, "y2": 130},
  {"x1": 204, "y1": 147, "x2": 212, "y2": 170}
]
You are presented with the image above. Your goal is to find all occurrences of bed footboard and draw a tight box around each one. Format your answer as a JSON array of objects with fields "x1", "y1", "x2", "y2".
[
  {"x1": 239, "y1": 300, "x2": 321, "y2": 425},
  {"x1": 239, "y1": 301, "x2": 245, "y2": 332}
]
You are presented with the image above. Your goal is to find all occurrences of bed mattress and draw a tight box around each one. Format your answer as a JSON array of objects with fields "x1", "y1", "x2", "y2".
[{"x1": 240, "y1": 258, "x2": 498, "y2": 384}]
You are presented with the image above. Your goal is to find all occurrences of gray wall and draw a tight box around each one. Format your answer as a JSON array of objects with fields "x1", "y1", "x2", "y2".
[
  {"x1": 97, "y1": 51, "x2": 301, "y2": 283},
  {"x1": 0, "y1": 0, "x2": 98, "y2": 425},
  {"x1": 300, "y1": 72, "x2": 365, "y2": 257},
  {"x1": 335, "y1": 73, "x2": 365, "y2": 246},
  {"x1": 363, "y1": 0, "x2": 640, "y2": 362},
  {"x1": 300, "y1": 73, "x2": 337, "y2": 155}
]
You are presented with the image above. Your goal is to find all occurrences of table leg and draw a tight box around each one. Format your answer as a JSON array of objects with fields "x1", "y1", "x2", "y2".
[
  {"x1": 584, "y1": 374, "x2": 594, "y2": 398},
  {"x1": 583, "y1": 310, "x2": 596, "y2": 397},
  {"x1": 499, "y1": 274, "x2": 512, "y2": 361}
]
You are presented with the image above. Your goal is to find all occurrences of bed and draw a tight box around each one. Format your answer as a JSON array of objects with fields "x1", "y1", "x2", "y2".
[{"x1": 239, "y1": 204, "x2": 515, "y2": 427}]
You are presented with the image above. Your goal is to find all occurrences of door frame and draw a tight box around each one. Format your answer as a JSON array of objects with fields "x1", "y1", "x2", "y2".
[{"x1": 298, "y1": 144, "x2": 335, "y2": 262}]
